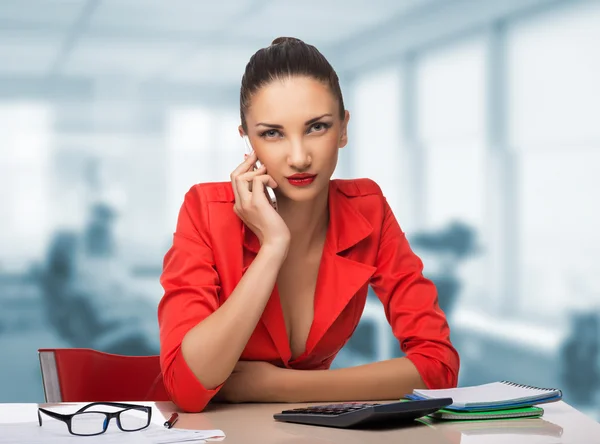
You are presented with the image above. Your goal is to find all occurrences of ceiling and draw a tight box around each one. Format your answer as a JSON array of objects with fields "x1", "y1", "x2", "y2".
[{"x1": 0, "y1": 0, "x2": 440, "y2": 85}]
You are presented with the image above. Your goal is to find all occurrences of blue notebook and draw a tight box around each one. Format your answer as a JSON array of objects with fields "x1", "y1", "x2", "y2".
[{"x1": 406, "y1": 381, "x2": 562, "y2": 412}]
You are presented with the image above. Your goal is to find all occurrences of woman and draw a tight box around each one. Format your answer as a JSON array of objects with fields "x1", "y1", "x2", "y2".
[{"x1": 158, "y1": 37, "x2": 459, "y2": 413}]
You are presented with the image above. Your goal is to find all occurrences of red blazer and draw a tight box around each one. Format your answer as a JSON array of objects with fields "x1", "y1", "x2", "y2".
[{"x1": 158, "y1": 178, "x2": 460, "y2": 412}]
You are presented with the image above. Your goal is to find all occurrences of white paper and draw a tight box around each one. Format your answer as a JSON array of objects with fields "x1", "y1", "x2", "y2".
[
  {"x1": 142, "y1": 427, "x2": 225, "y2": 443},
  {"x1": 0, "y1": 404, "x2": 225, "y2": 444},
  {"x1": 0, "y1": 420, "x2": 221, "y2": 444},
  {"x1": 0, "y1": 421, "x2": 150, "y2": 444}
]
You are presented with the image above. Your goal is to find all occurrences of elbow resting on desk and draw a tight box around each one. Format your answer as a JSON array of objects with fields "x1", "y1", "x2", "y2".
[
  {"x1": 162, "y1": 347, "x2": 225, "y2": 413},
  {"x1": 408, "y1": 351, "x2": 459, "y2": 390}
]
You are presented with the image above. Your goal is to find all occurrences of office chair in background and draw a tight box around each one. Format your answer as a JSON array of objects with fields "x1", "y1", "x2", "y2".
[{"x1": 38, "y1": 348, "x2": 169, "y2": 403}]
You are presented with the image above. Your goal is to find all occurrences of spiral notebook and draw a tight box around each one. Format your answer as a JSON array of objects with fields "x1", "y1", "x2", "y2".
[{"x1": 406, "y1": 381, "x2": 562, "y2": 411}]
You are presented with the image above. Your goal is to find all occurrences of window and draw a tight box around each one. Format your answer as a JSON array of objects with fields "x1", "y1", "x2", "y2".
[
  {"x1": 416, "y1": 38, "x2": 488, "y2": 310},
  {"x1": 417, "y1": 38, "x2": 486, "y2": 229},
  {"x1": 507, "y1": 1, "x2": 600, "y2": 318},
  {"x1": 167, "y1": 107, "x2": 245, "y2": 232},
  {"x1": 0, "y1": 102, "x2": 52, "y2": 266},
  {"x1": 350, "y1": 67, "x2": 404, "y2": 218},
  {"x1": 213, "y1": 108, "x2": 245, "y2": 181},
  {"x1": 166, "y1": 107, "x2": 214, "y2": 231}
]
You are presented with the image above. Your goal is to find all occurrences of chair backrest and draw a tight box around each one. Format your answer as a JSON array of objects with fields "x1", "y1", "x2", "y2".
[{"x1": 38, "y1": 348, "x2": 170, "y2": 403}]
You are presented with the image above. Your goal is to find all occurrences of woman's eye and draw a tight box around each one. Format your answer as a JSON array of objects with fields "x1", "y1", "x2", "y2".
[
  {"x1": 310, "y1": 122, "x2": 330, "y2": 133},
  {"x1": 261, "y1": 129, "x2": 280, "y2": 138}
]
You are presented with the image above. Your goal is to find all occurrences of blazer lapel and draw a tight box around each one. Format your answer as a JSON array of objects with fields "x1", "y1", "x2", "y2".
[
  {"x1": 242, "y1": 225, "x2": 293, "y2": 363},
  {"x1": 304, "y1": 181, "x2": 377, "y2": 357},
  {"x1": 208, "y1": 184, "x2": 292, "y2": 363}
]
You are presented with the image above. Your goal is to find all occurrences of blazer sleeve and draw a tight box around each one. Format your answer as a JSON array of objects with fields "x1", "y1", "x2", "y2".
[
  {"x1": 158, "y1": 185, "x2": 224, "y2": 412},
  {"x1": 369, "y1": 196, "x2": 460, "y2": 389}
]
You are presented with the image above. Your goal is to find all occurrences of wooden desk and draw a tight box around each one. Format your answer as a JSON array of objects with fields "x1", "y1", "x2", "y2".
[
  {"x1": 5, "y1": 400, "x2": 598, "y2": 443},
  {"x1": 152, "y1": 400, "x2": 600, "y2": 443}
]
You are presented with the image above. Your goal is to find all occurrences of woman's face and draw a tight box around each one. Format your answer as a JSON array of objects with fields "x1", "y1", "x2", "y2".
[{"x1": 240, "y1": 75, "x2": 350, "y2": 203}]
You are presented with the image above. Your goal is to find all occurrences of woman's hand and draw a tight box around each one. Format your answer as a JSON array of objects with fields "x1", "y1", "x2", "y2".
[
  {"x1": 213, "y1": 360, "x2": 284, "y2": 403},
  {"x1": 230, "y1": 152, "x2": 290, "y2": 250}
]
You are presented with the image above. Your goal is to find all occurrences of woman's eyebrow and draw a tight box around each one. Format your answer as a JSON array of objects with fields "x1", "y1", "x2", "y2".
[
  {"x1": 255, "y1": 113, "x2": 333, "y2": 128},
  {"x1": 305, "y1": 113, "x2": 332, "y2": 125}
]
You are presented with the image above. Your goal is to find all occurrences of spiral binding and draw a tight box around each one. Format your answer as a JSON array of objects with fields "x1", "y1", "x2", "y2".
[{"x1": 500, "y1": 380, "x2": 560, "y2": 393}]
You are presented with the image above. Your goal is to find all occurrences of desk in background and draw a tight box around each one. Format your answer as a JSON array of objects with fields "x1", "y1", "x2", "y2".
[{"x1": 2, "y1": 400, "x2": 599, "y2": 443}]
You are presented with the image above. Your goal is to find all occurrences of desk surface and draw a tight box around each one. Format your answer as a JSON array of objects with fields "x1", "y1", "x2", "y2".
[
  {"x1": 4, "y1": 400, "x2": 599, "y2": 443},
  {"x1": 154, "y1": 400, "x2": 600, "y2": 444}
]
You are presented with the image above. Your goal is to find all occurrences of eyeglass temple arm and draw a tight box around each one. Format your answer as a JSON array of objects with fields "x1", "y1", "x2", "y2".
[
  {"x1": 75, "y1": 402, "x2": 150, "y2": 413},
  {"x1": 38, "y1": 407, "x2": 70, "y2": 425}
]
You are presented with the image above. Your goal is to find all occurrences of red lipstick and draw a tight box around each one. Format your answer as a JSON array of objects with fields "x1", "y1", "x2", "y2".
[{"x1": 286, "y1": 173, "x2": 316, "y2": 187}]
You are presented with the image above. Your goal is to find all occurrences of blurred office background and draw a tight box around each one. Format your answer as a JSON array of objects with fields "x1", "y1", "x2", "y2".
[{"x1": 1, "y1": 0, "x2": 599, "y2": 419}]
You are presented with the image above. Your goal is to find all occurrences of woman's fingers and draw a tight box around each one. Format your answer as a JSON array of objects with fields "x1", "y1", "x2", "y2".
[
  {"x1": 230, "y1": 152, "x2": 257, "y2": 204},
  {"x1": 229, "y1": 152, "x2": 279, "y2": 219},
  {"x1": 251, "y1": 175, "x2": 277, "y2": 207},
  {"x1": 232, "y1": 151, "x2": 256, "y2": 176},
  {"x1": 237, "y1": 166, "x2": 266, "y2": 205}
]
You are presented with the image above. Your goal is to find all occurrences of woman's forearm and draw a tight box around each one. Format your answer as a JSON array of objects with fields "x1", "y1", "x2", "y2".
[
  {"x1": 269, "y1": 358, "x2": 427, "y2": 403},
  {"x1": 181, "y1": 243, "x2": 287, "y2": 390}
]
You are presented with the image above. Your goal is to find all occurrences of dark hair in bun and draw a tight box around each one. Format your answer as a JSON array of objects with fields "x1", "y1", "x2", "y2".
[
  {"x1": 240, "y1": 36, "x2": 345, "y2": 132},
  {"x1": 270, "y1": 36, "x2": 302, "y2": 45}
]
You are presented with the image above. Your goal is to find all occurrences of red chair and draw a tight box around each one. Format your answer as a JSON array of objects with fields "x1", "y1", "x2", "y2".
[{"x1": 38, "y1": 348, "x2": 170, "y2": 403}]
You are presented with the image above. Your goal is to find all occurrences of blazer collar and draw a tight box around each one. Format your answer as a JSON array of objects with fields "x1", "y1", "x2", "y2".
[{"x1": 243, "y1": 180, "x2": 373, "y2": 254}]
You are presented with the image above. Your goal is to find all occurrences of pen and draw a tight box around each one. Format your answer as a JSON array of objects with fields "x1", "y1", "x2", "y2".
[{"x1": 164, "y1": 412, "x2": 179, "y2": 429}]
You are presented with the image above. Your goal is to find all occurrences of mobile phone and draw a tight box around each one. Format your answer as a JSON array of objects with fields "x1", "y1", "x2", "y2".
[{"x1": 242, "y1": 135, "x2": 278, "y2": 211}]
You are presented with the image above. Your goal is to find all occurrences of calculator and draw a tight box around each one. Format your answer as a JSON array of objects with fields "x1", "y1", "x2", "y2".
[{"x1": 273, "y1": 398, "x2": 453, "y2": 428}]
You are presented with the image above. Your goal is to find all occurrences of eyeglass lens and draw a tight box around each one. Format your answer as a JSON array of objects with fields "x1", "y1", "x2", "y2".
[{"x1": 69, "y1": 409, "x2": 149, "y2": 435}]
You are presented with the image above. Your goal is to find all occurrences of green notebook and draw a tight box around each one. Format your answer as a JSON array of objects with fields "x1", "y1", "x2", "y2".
[{"x1": 428, "y1": 405, "x2": 544, "y2": 421}]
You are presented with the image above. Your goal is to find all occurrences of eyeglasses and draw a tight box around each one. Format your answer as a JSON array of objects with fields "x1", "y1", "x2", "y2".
[{"x1": 38, "y1": 402, "x2": 152, "y2": 436}]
